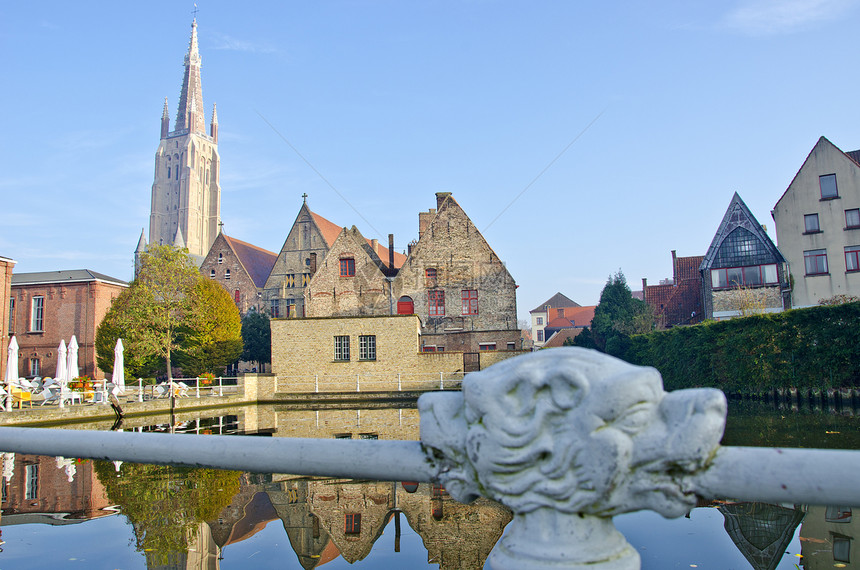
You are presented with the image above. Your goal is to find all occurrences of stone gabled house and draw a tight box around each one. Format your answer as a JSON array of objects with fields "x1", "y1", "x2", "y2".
[
  {"x1": 304, "y1": 226, "x2": 399, "y2": 317},
  {"x1": 701, "y1": 193, "x2": 787, "y2": 320},
  {"x1": 200, "y1": 233, "x2": 277, "y2": 314},
  {"x1": 264, "y1": 199, "x2": 342, "y2": 319},
  {"x1": 390, "y1": 192, "x2": 520, "y2": 353}
]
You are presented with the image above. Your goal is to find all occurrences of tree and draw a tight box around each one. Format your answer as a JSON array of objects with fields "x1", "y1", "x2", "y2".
[
  {"x1": 241, "y1": 309, "x2": 271, "y2": 372},
  {"x1": 95, "y1": 284, "x2": 160, "y2": 378},
  {"x1": 589, "y1": 271, "x2": 653, "y2": 355},
  {"x1": 176, "y1": 278, "x2": 243, "y2": 376}
]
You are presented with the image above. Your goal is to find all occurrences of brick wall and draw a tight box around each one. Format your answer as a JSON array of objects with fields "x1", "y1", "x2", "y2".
[
  {"x1": 10, "y1": 279, "x2": 127, "y2": 380},
  {"x1": 0, "y1": 257, "x2": 15, "y2": 383}
]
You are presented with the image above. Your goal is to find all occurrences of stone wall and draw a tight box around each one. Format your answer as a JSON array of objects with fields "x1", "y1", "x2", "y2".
[
  {"x1": 712, "y1": 285, "x2": 783, "y2": 318},
  {"x1": 271, "y1": 315, "x2": 466, "y2": 392}
]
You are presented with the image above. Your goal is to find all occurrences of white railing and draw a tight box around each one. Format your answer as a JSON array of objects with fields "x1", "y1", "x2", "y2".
[
  {"x1": 0, "y1": 348, "x2": 858, "y2": 569},
  {"x1": 132, "y1": 376, "x2": 243, "y2": 402},
  {"x1": 276, "y1": 372, "x2": 463, "y2": 393}
]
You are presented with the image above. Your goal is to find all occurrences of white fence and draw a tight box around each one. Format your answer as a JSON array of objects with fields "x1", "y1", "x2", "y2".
[
  {"x1": 275, "y1": 372, "x2": 464, "y2": 393},
  {"x1": 131, "y1": 377, "x2": 243, "y2": 402}
]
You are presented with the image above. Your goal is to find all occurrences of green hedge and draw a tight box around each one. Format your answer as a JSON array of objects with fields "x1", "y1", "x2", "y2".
[{"x1": 620, "y1": 302, "x2": 860, "y2": 394}]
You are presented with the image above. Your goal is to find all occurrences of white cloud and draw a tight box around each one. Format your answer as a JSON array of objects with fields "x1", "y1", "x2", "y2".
[
  {"x1": 210, "y1": 33, "x2": 279, "y2": 54},
  {"x1": 723, "y1": 0, "x2": 857, "y2": 35}
]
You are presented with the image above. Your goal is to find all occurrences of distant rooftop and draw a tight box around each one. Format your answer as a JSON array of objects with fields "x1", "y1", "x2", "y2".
[
  {"x1": 529, "y1": 292, "x2": 580, "y2": 314},
  {"x1": 11, "y1": 270, "x2": 127, "y2": 287}
]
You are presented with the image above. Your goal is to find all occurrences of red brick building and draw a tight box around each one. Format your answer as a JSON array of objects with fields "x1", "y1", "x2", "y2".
[
  {"x1": 9, "y1": 270, "x2": 128, "y2": 380},
  {"x1": 0, "y1": 256, "x2": 16, "y2": 383}
]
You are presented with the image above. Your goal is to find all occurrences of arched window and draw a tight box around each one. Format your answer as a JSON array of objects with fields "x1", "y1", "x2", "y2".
[
  {"x1": 225, "y1": 269, "x2": 231, "y2": 280},
  {"x1": 397, "y1": 296, "x2": 414, "y2": 315},
  {"x1": 218, "y1": 253, "x2": 223, "y2": 264},
  {"x1": 209, "y1": 269, "x2": 215, "y2": 278}
]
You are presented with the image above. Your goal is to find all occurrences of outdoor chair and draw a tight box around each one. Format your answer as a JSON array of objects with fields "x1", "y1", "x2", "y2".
[
  {"x1": 153, "y1": 384, "x2": 169, "y2": 398},
  {"x1": 40, "y1": 386, "x2": 60, "y2": 406}
]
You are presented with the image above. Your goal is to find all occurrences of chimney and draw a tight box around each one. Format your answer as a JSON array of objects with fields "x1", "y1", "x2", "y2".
[
  {"x1": 419, "y1": 209, "x2": 436, "y2": 238},
  {"x1": 371, "y1": 239, "x2": 378, "y2": 254},
  {"x1": 671, "y1": 250, "x2": 678, "y2": 281},
  {"x1": 388, "y1": 234, "x2": 395, "y2": 270},
  {"x1": 436, "y1": 192, "x2": 452, "y2": 210},
  {"x1": 642, "y1": 278, "x2": 648, "y2": 302}
]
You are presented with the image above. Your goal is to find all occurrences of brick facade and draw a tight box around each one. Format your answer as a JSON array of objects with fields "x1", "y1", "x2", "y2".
[
  {"x1": 0, "y1": 256, "x2": 16, "y2": 383},
  {"x1": 642, "y1": 251, "x2": 705, "y2": 328},
  {"x1": 391, "y1": 193, "x2": 518, "y2": 350},
  {"x1": 10, "y1": 271, "x2": 128, "y2": 380}
]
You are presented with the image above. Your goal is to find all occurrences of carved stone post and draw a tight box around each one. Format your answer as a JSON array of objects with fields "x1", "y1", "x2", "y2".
[{"x1": 419, "y1": 347, "x2": 727, "y2": 570}]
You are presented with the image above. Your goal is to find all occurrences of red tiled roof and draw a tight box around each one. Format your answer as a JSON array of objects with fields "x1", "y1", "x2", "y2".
[
  {"x1": 311, "y1": 211, "x2": 407, "y2": 269},
  {"x1": 552, "y1": 306, "x2": 596, "y2": 328},
  {"x1": 223, "y1": 235, "x2": 278, "y2": 288},
  {"x1": 310, "y1": 211, "x2": 343, "y2": 248},
  {"x1": 544, "y1": 329, "x2": 584, "y2": 348},
  {"x1": 317, "y1": 539, "x2": 341, "y2": 566}
]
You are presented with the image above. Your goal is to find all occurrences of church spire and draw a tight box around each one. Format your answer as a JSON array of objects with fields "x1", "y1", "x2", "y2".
[
  {"x1": 174, "y1": 19, "x2": 205, "y2": 135},
  {"x1": 160, "y1": 97, "x2": 170, "y2": 139}
]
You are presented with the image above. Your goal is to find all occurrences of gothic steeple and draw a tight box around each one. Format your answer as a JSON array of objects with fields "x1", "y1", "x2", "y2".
[
  {"x1": 210, "y1": 103, "x2": 218, "y2": 143},
  {"x1": 174, "y1": 19, "x2": 205, "y2": 135},
  {"x1": 160, "y1": 97, "x2": 170, "y2": 139}
]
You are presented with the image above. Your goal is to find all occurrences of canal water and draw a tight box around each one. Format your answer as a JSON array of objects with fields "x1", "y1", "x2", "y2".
[{"x1": 0, "y1": 400, "x2": 858, "y2": 569}]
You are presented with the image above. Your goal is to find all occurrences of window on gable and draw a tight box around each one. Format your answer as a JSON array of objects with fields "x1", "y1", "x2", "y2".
[
  {"x1": 285, "y1": 274, "x2": 296, "y2": 288},
  {"x1": 234, "y1": 289, "x2": 241, "y2": 304},
  {"x1": 270, "y1": 299, "x2": 280, "y2": 318},
  {"x1": 302, "y1": 273, "x2": 311, "y2": 287},
  {"x1": 345, "y1": 513, "x2": 361, "y2": 535},
  {"x1": 334, "y1": 336, "x2": 350, "y2": 361},
  {"x1": 340, "y1": 258, "x2": 355, "y2": 277},
  {"x1": 225, "y1": 269, "x2": 231, "y2": 280},
  {"x1": 820, "y1": 174, "x2": 839, "y2": 199},
  {"x1": 30, "y1": 296, "x2": 44, "y2": 332},
  {"x1": 359, "y1": 335, "x2": 376, "y2": 361},
  {"x1": 537, "y1": 330, "x2": 544, "y2": 342},
  {"x1": 804, "y1": 213, "x2": 820, "y2": 233},
  {"x1": 428, "y1": 290, "x2": 445, "y2": 316},
  {"x1": 804, "y1": 249, "x2": 829, "y2": 275},
  {"x1": 461, "y1": 290, "x2": 478, "y2": 315},
  {"x1": 846, "y1": 209, "x2": 860, "y2": 229},
  {"x1": 218, "y1": 253, "x2": 223, "y2": 264},
  {"x1": 425, "y1": 268, "x2": 438, "y2": 288},
  {"x1": 845, "y1": 246, "x2": 860, "y2": 272},
  {"x1": 710, "y1": 265, "x2": 778, "y2": 289},
  {"x1": 536, "y1": 317, "x2": 543, "y2": 325},
  {"x1": 209, "y1": 269, "x2": 215, "y2": 278}
]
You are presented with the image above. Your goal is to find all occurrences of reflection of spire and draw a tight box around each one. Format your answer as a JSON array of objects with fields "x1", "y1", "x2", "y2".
[{"x1": 718, "y1": 502, "x2": 805, "y2": 570}]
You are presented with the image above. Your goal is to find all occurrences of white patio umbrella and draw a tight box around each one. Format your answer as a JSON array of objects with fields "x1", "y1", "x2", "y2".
[
  {"x1": 5, "y1": 336, "x2": 18, "y2": 411},
  {"x1": 56, "y1": 340, "x2": 68, "y2": 386},
  {"x1": 112, "y1": 339, "x2": 125, "y2": 395},
  {"x1": 67, "y1": 335, "x2": 79, "y2": 381}
]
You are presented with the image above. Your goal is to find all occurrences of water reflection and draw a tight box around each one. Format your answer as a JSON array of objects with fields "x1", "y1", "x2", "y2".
[{"x1": 0, "y1": 402, "x2": 857, "y2": 568}]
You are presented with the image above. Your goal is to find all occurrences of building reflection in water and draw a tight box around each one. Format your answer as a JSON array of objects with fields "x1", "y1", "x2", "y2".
[{"x1": 1, "y1": 407, "x2": 858, "y2": 569}]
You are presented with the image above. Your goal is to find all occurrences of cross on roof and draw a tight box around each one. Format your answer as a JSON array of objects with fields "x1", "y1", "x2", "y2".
[{"x1": 302, "y1": 193, "x2": 308, "y2": 204}]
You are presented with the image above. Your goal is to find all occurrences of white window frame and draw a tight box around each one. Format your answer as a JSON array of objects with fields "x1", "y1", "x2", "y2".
[
  {"x1": 30, "y1": 296, "x2": 44, "y2": 332},
  {"x1": 334, "y1": 336, "x2": 350, "y2": 361},
  {"x1": 359, "y1": 335, "x2": 376, "y2": 361}
]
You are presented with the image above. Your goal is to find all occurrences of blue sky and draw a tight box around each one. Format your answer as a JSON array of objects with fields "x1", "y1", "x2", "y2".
[{"x1": 4, "y1": 1, "x2": 860, "y2": 320}]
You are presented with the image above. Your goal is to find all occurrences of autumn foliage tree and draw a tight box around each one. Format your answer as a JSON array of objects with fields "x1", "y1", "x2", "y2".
[{"x1": 96, "y1": 245, "x2": 242, "y2": 379}]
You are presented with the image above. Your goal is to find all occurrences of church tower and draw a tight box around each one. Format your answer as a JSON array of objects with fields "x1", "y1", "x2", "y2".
[{"x1": 149, "y1": 19, "x2": 221, "y2": 263}]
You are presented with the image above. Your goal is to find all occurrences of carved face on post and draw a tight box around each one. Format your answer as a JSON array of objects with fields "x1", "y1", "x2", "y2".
[{"x1": 419, "y1": 347, "x2": 726, "y2": 518}]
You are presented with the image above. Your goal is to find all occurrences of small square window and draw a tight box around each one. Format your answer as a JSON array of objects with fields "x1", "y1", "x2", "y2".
[
  {"x1": 804, "y1": 213, "x2": 820, "y2": 233},
  {"x1": 340, "y1": 258, "x2": 355, "y2": 277},
  {"x1": 820, "y1": 174, "x2": 839, "y2": 199},
  {"x1": 345, "y1": 513, "x2": 361, "y2": 535},
  {"x1": 536, "y1": 317, "x2": 543, "y2": 325},
  {"x1": 425, "y1": 268, "x2": 438, "y2": 288},
  {"x1": 847, "y1": 209, "x2": 860, "y2": 229},
  {"x1": 804, "y1": 249, "x2": 829, "y2": 275}
]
